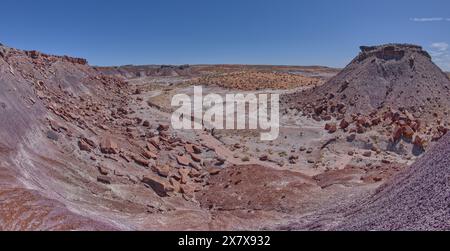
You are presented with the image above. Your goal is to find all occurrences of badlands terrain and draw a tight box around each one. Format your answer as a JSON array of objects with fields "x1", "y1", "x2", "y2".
[{"x1": 1, "y1": 43, "x2": 450, "y2": 230}]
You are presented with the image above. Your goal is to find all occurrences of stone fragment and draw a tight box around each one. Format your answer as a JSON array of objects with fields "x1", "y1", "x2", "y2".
[
  {"x1": 142, "y1": 150, "x2": 158, "y2": 160},
  {"x1": 179, "y1": 168, "x2": 190, "y2": 184},
  {"x1": 157, "y1": 124, "x2": 170, "y2": 131},
  {"x1": 97, "y1": 165, "x2": 110, "y2": 176},
  {"x1": 340, "y1": 119, "x2": 350, "y2": 129},
  {"x1": 325, "y1": 123, "x2": 337, "y2": 133},
  {"x1": 363, "y1": 151, "x2": 372, "y2": 157},
  {"x1": 402, "y1": 126, "x2": 414, "y2": 140},
  {"x1": 132, "y1": 155, "x2": 150, "y2": 167},
  {"x1": 153, "y1": 165, "x2": 170, "y2": 178},
  {"x1": 177, "y1": 155, "x2": 191, "y2": 166},
  {"x1": 78, "y1": 140, "x2": 91, "y2": 152},
  {"x1": 100, "y1": 137, "x2": 118, "y2": 154},
  {"x1": 259, "y1": 155, "x2": 269, "y2": 161},
  {"x1": 208, "y1": 167, "x2": 221, "y2": 176},
  {"x1": 142, "y1": 174, "x2": 173, "y2": 197},
  {"x1": 190, "y1": 153, "x2": 202, "y2": 163},
  {"x1": 97, "y1": 175, "x2": 111, "y2": 185}
]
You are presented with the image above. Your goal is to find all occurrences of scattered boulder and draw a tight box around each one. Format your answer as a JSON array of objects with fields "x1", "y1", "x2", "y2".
[
  {"x1": 410, "y1": 121, "x2": 421, "y2": 132},
  {"x1": 382, "y1": 159, "x2": 391, "y2": 164},
  {"x1": 157, "y1": 124, "x2": 170, "y2": 131},
  {"x1": 339, "y1": 119, "x2": 350, "y2": 129},
  {"x1": 46, "y1": 130, "x2": 59, "y2": 141},
  {"x1": 356, "y1": 126, "x2": 365, "y2": 134},
  {"x1": 363, "y1": 151, "x2": 372, "y2": 157},
  {"x1": 132, "y1": 155, "x2": 150, "y2": 167},
  {"x1": 185, "y1": 144, "x2": 195, "y2": 154},
  {"x1": 216, "y1": 156, "x2": 226, "y2": 166},
  {"x1": 169, "y1": 178, "x2": 181, "y2": 193},
  {"x1": 189, "y1": 168, "x2": 201, "y2": 178},
  {"x1": 289, "y1": 155, "x2": 299, "y2": 164},
  {"x1": 356, "y1": 116, "x2": 371, "y2": 128},
  {"x1": 259, "y1": 155, "x2": 269, "y2": 161},
  {"x1": 371, "y1": 117, "x2": 381, "y2": 126},
  {"x1": 83, "y1": 138, "x2": 97, "y2": 148},
  {"x1": 347, "y1": 134, "x2": 356, "y2": 142},
  {"x1": 437, "y1": 126, "x2": 448, "y2": 135},
  {"x1": 100, "y1": 137, "x2": 119, "y2": 154},
  {"x1": 142, "y1": 150, "x2": 158, "y2": 160},
  {"x1": 413, "y1": 135, "x2": 426, "y2": 149},
  {"x1": 402, "y1": 126, "x2": 414, "y2": 140},
  {"x1": 177, "y1": 155, "x2": 191, "y2": 166},
  {"x1": 392, "y1": 126, "x2": 403, "y2": 142},
  {"x1": 148, "y1": 137, "x2": 161, "y2": 150},
  {"x1": 190, "y1": 153, "x2": 202, "y2": 163},
  {"x1": 78, "y1": 140, "x2": 91, "y2": 152},
  {"x1": 142, "y1": 174, "x2": 173, "y2": 197},
  {"x1": 192, "y1": 145, "x2": 203, "y2": 154},
  {"x1": 97, "y1": 175, "x2": 112, "y2": 185},
  {"x1": 180, "y1": 184, "x2": 195, "y2": 198},
  {"x1": 179, "y1": 168, "x2": 190, "y2": 184},
  {"x1": 325, "y1": 123, "x2": 337, "y2": 133},
  {"x1": 146, "y1": 142, "x2": 159, "y2": 153},
  {"x1": 373, "y1": 177, "x2": 383, "y2": 182},
  {"x1": 97, "y1": 165, "x2": 110, "y2": 176},
  {"x1": 153, "y1": 165, "x2": 170, "y2": 178},
  {"x1": 208, "y1": 167, "x2": 222, "y2": 176}
]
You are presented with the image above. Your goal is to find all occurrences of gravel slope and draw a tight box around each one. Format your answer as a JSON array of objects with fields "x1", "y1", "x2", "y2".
[{"x1": 336, "y1": 133, "x2": 450, "y2": 230}]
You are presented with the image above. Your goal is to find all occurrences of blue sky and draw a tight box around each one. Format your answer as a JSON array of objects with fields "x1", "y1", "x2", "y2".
[{"x1": 0, "y1": 0, "x2": 449, "y2": 70}]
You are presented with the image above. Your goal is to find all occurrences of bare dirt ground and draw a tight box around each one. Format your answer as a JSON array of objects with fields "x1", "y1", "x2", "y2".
[{"x1": 113, "y1": 63, "x2": 415, "y2": 230}]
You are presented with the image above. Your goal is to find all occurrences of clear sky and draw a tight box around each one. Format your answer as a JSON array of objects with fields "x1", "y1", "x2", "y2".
[{"x1": 0, "y1": 0, "x2": 449, "y2": 70}]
